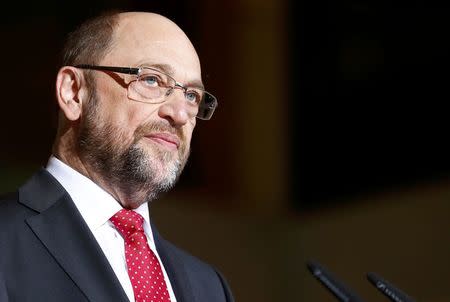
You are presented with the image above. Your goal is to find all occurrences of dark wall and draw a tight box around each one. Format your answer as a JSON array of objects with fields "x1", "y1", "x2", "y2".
[
  {"x1": 291, "y1": 0, "x2": 450, "y2": 209},
  {"x1": 3, "y1": 0, "x2": 450, "y2": 211}
]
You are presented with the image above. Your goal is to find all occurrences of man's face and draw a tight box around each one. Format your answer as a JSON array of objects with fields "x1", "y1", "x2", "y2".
[{"x1": 77, "y1": 13, "x2": 202, "y2": 206}]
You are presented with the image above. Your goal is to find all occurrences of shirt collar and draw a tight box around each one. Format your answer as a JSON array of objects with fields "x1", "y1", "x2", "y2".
[{"x1": 45, "y1": 156, "x2": 151, "y2": 237}]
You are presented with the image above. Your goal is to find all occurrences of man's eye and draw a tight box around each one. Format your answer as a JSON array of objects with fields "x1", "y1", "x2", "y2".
[
  {"x1": 185, "y1": 91, "x2": 201, "y2": 103},
  {"x1": 141, "y1": 75, "x2": 160, "y2": 87}
]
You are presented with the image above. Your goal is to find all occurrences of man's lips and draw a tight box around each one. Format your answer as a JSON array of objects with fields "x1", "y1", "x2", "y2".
[{"x1": 144, "y1": 133, "x2": 180, "y2": 149}]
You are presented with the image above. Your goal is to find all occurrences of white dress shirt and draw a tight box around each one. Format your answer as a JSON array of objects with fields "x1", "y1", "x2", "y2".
[{"x1": 46, "y1": 156, "x2": 177, "y2": 302}]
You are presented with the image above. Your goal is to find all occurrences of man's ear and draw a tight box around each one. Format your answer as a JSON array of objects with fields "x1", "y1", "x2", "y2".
[{"x1": 55, "y1": 66, "x2": 86, "y2": 121}]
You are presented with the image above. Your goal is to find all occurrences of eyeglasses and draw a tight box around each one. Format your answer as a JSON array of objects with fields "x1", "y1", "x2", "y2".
[{"x1": 74, "y1": 64, "x2": 218, "y2": 120}]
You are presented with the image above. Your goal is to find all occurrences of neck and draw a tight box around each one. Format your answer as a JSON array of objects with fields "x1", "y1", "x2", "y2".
[{"x1": 53, "y1": 131, "x2": 144, "y2": 209}]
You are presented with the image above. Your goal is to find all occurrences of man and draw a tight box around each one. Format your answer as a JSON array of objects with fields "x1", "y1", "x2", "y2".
[{"x1": 0, "y1": 11, "x2": 233, "y2": 302}]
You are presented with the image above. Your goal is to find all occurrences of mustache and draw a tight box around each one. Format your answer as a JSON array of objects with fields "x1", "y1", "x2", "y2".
[{"x1": 133, "y1": 121, "x2": 186, "y2": 146}]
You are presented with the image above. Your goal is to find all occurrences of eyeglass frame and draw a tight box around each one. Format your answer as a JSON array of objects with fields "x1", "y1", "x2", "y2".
[{"x1": 73, "y1": 64, "x2": 218, "y2": 120}]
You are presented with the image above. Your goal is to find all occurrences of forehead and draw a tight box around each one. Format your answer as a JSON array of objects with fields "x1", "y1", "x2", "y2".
[{"x1": 102, "y1": 13, "x2": 202, "y2": 81}]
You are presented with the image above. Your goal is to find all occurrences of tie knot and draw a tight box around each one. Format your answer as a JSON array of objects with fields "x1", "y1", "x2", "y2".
[{"x1": 110, "y1": 209, "x2": 144, "y2": 238}]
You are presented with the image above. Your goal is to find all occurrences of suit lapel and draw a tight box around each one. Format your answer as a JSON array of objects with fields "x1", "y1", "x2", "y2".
[
  {"x1": 19, "y1": 169, "x2": 129, "y2": 302},
  {"x1": 152, "y1": 225, "x2": 196, "y2": 302}
]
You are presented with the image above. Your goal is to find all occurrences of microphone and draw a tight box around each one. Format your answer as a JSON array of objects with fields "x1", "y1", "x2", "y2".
[
  {"x1": 367, "y1": 272, "x2": 416, "y2": 302},
  {"x1": 306, "y1": 260, "x2": 366, "y2": 302}
]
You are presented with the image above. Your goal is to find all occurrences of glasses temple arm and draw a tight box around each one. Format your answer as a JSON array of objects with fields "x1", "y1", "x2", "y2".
[{"x1": 74, "y1": 65, "x2": 140, "y2": 75}]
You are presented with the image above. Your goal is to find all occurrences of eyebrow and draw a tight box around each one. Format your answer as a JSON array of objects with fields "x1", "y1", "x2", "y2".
[
  {"x1": 184, "y1": 79, "x2": 205, "y2": 90},
  {"x1": 147, "y1": 63, "x2": 175, "y2": 76},
  {"x1": 142, "y1": 63, "x2": 205, "y2": 90}
]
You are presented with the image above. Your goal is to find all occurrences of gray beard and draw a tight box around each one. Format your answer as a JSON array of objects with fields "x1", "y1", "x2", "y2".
[
  {"x1": 77, "y1": 93, "x2": 187, "y2": 206},
  {"x1": 111, "y1": 141, "x2": 182, "y2": 204}
]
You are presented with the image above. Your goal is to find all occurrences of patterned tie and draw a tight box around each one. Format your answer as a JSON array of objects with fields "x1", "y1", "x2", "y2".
[{"x1": 110, "y1": 209, "x2": 171, "y2": 302}]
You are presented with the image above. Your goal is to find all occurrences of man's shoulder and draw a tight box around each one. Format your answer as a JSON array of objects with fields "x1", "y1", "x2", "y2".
[
  {"x1": 0, "y1": 190, "x2": 20, "y2": 213},
  {"x1": 0, "y1": 190, "x2": 31, "y2": 225},
  {"x1": 0, "y1": 191, "x2": 18, "y2": 203},
  {"x1": 0, "y1": 190, "x2": 33, "y2": 244},
  {"x1": 0, "y1": 169, "x2": 53, "y2": 226}
]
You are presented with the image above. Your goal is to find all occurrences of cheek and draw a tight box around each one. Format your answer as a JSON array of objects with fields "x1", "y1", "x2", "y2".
[
  {"x1": 124, "y1": 103, "x2": 161, "y2": 130},
  {"x1": 89, "y1": 107, "x2": 137, "y2": 148},
  {"x1": 183, "y1": 124, "x2": 195, "y2": 149},
  {"x1": 96, "y1": 84, "x2": 154, "y2": 135}
]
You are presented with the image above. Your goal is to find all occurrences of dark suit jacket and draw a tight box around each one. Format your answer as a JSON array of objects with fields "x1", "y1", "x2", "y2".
[{"x1": 0, "y1": 169, "x2": 233, "y2": 302}]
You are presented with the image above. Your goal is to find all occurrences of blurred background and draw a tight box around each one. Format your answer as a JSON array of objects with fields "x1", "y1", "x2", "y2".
[{"x1": 1, "y1": 0, "x2": 450, "y2": 301}]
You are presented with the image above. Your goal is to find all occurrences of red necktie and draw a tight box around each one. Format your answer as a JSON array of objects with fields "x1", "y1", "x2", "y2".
[{"x1": 110, "y1": 209, "x2": 171, "y2": 302}]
